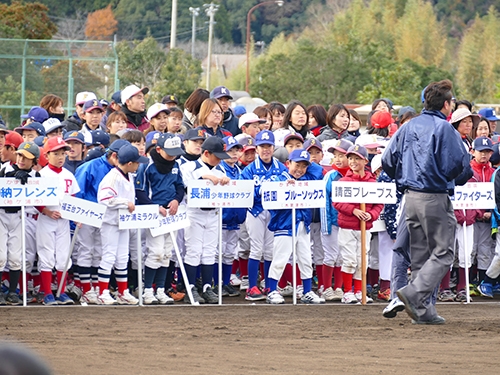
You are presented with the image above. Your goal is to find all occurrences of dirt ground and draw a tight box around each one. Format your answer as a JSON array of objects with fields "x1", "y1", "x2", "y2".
[{"x1": 1, "y1": 296, "x2": 500, "y2": 375}]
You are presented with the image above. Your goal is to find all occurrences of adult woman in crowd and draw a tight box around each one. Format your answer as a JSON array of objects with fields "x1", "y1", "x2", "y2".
[
  {"x1": 253, "y1": 106, "x2": 273, "y2": 131},
  {"x1": 267, "y1": 102, "x2": 286, "y2": 131},
  {"x1": 182, "y1": 88, "x2": 210, "y2": 131},
  {"x1": 307, "y1": 104, "x2": 327, "y2": 137},
  {"x1": 39, "y1": 94, "x2": 65, "y2": 122},
  {"x1": 450, "y1": 107, "x2": 480, "y2": 153},
  {"x1": 347, "y1": 109, "x2": 362, "y2": 141},
  {"x1": 198, "y1": 98, "x2": 232, "y2": 138},
  {"x1": 371, "y1": 98, "x2": 392, "y2": 113},
  {"x1": 277, "y1": 100, "x2": 312, "y2": 142},
  {"x1": 317, "y1": 104, "x2": 351, "y2": 143},
  {"x1": 472, "y1": 117, "x2": 492, "y2": 139}
]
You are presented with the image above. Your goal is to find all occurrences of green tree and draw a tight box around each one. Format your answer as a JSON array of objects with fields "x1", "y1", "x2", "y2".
[
  {"x1": 0, "y1": 1, "x2": 57, "y2": 39},
  {"x1": 151, "y1": 48, "x2": 202, "y2": 105},
  {"x1": 0, "y1": 76, "x2": 41, "y2": 128}
]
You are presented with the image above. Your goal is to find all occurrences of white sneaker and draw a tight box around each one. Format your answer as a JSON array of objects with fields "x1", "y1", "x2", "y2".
[
  {"x1": 142, "y1": 288, "x2": 159, "y2": 305},
  {"x1": 240, "y1": 276, "x2": 249, "y2": 291},
  {"x1": 81, "y1": 289, "x2": 99, "y2": 304},
  {"x1": 322, "y1": 287, "x2": 335, "y2": 301},
  {"x1": 278, "y1": 285, "x2": 294, "y2": 297},
  {"x1": 266, "y1": 290, "x2": 285, "y2": 304},
  {"x1": 301, "y1": 290, "x2": 325, "y2": 304},
  {"x1": 342, "y1": 291, "x2": 359, "y2": 304},
  {"x1": 296, "y1": 285, "x2": 304, "y2": 299},
  {"x1": 383, "y1": 297, "x2": 405, "y2": 319},
  {"x1": 355, "y1": 291, "x2": 373, "y2": 304},
  {"x1": 156, "y1": 288, "x2": 174, "y2": 305},
  {"x1": 332, "y1": 288, "x2": 344, "y2": 301},
  {"x1": 117, "y1": 290, "x2": 139, "y2": 305},
  {"x1": 230, "y1": 274, "x2": 241, "y2": 286},
  {"x1": 98, "y1": 289, "x2": 117, "y2": 305}
]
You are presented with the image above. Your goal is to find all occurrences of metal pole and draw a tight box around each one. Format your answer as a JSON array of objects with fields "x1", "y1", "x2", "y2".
[
  {"x1": 21, "y1": 206, "x2": 27, "y2": 307},
  {"x1": 204, "y1": 3, "x2": 219, "y2": 91},
  {"x1": 137, "y1": 229, "x2": 143, "y2": 306},
  {"x1": 189, "y1": 7, "x2": 200, "y2": 59},
  {"x1": 170, "y1": 0, "x2": 178, "y2": 48},
  {"x1": 218, "y1": 208, "x2": 223, "y2": 305},
  {"x1": 292, "y1": 208, "x2": 297, "y2": 305},
  {"x1": 21, "y1": 40, "x2": 27, "y2": 116}
]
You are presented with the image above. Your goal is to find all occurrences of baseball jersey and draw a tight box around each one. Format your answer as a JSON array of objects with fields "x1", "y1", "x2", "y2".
[
  {"x1": 180, "y1": 158, "x2": 226, "y2": 186},
  {"x1": 39, "y1": 165, "x2": 80, "y2": 211},
  {"x1": 98, "y1": 167, "x2": 135, "y2": 226}
]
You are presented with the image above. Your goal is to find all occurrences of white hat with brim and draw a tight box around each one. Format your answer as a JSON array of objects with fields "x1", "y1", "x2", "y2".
[{"x1": 450, "y1": 108, "x2": 480, "y2": 129}]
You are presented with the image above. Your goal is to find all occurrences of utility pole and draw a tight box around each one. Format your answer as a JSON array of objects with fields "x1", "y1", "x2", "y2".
[
  {"x1": 189, "y1": 7, "x2": 200, "y2": 59},
  {"x1": 170, "y1": 0, "x2": 178, "y2": 48},
  {"x1": 204, "y1": 3, "x2": 219, "y2": 91}
]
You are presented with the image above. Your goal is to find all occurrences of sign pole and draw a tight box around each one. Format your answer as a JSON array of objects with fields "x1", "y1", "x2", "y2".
[
  {"x1": 171, "y1": 230, "x2": 198, "y2": 305},
  {"x1": 137, "y1": 229, "x2": 143, "y2": 306},
  {"x1": 218, "y1": 208, "x2": 223, "y2": 305},
  {"x1": 292, "y1": 208, "x2": 297, "y2": 306},
  {"x1": 56, "y1": 225, "x2": 80, "y2": 298},
  {"x1": 463, "y1": 209, "x2": 470, "y2": 304},
  {"x1": 360, "y1": 202, "x2": 367, "y2": 305},
  {"x1": 21, "y1": 206, "x2": 27, "y2": 307}
]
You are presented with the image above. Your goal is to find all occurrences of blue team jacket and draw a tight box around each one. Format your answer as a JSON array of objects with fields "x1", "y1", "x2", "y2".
[
  {"x1": 219, "y1": 160, "x2": 247, "y2": 230},
  {"x1": 135, "y1": 159, "x2": 184, "y2": 206},
  {"x1": 75, "y1": 154, "x2": 114, "y2": 202},
  {"x1": 320, "y1": 169, "x2": 342, "y2": 234},
  {"x1": 240, "y1": 156, "x2": 288, "y2": 217}
]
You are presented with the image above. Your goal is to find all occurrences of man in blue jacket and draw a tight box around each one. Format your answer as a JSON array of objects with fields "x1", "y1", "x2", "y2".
[{"x1": 382, "y1": 79, "x2": 472, "y2": 325}]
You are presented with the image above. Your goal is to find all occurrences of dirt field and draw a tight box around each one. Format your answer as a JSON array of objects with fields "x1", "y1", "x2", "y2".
[{"x1": 1, "y1": 297, "x2": 500, "y2": 375}]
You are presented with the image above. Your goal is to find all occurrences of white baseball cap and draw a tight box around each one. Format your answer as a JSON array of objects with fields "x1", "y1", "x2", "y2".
[
  {"x1": 121, "y1": 85, "x2": 149, "y2": 104},
  {"x1": 238, "y1": 112, "x2": 266, "y2": 129},
  {"x1": 147, "y1": 103, "x2": 170, "y2": 121},
  {"x1": 75, "y1": 91, "x2": 97, "y2": 105},
  {"x1": 355, "y1": 134, "x2": 383, "y2": 149},
  {"x1": 371, "y1": 153, "x2": 383, "y2": 173},
  {"x1": 43, "y1": 118, "x2": 65, "y2": 135}
]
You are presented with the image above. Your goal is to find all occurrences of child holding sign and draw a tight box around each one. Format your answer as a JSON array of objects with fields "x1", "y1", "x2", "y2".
[
  {"x1": 333, "y1": 145, "x2": 383, "y2": 304},
  {"x1": 97, "y1": 144, "x2": 149, "y2": 305},
  {"x1": 266, "y1": 149, "x2": 325, "y2": 304}
]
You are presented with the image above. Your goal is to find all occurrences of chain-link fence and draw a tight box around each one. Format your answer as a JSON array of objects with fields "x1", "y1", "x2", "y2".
[{"x1": 0, "y1": 39, "x2": 119, "y2": 128}]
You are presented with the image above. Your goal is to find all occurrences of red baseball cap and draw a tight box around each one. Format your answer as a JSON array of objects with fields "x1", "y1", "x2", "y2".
[
  {"x1": 44, "y1": 137, "x2": 70, "y2": 153},
  {"x1": 5, "y1": 132, "x2": 23, "y2": 149}
]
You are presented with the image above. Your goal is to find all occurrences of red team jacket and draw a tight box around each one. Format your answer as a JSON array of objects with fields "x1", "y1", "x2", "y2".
[{"x1": 333, "y1": 170, "x2": 383, "y2": 230}]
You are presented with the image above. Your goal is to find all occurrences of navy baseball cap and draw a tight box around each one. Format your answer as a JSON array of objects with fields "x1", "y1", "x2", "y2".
[
  {"x1": 239, "y1": 136, "x2": 256, "y2": 151},
  {"x1": 283, "y1": 132, "x2": 304, "y2": 145},
  {"x1": 83, "y1": 99, "x2": 104, "y2": 113},
  {"x1": 288, "y1": 149, "x2": 311, "y2": 164},
  {"x1": 223, "y1": 136, "x2": 243, "y2": 151},
  {"x1": 15, "y1": 122, "x2": 46, "y2": 136},
  {"x1": 111, "y1": 91, "x2": 122, "y2": 105},
  {"x1": 64, "y1": 131, "x2": 85, "y2": 144},
  {"x1": 162, "y1": 95, "x2": 179, "y2": 105},
  {"x1": 84, "y1": 147, "x2": 105, "y2": 162},
  {"x1": 157, "y1": 133, "x2": 185, "y2": 156},
  {"x1": 210, "y1": 86, "x2": 233, "y2": 100},
  {"x1": 328, "y1": 139, "x2": 354, "y2": 154},
  {"x1": 490, "y1": 143, "x2": 500, "y2": 165},
  {"x1": 184, "y1": 128, "x2": 207, "y2": 141},
  {"x1": 255, "y1": 130, "x2": 275, "y2": 146},
  {"x1": 473, "y1": 137, "x2": 494, "y2": 152},
  {"x1": 20, "y1": 106, "x2": 49, "y2": 123},
  {"x1": 90, "y1": 130, "x2": 110, "y2": 147},
  {"x1": 33, "y1": 135, "x2": 46, "y2": 147},
  {"x1": 100, "y1": 99, "x2": 109, "y2": 107},
  {"x1": 118, "y1": 143, "x2": 149, "y2": 164},
  {"x1": 304, "y1": 138, "x2": 322, "y2": 152},
  {"x1": 109, "y1": 139, "x2": 130, "y2": 152},
  {"x1": 346, "y1": 144, "x2": 369, "y2": 161},
  {"x1": 202, "y1": 136, "x2": 230, "y2": 159},
  {"x1": 478, "y1": 108, "x2": 500, "y2": 122}
]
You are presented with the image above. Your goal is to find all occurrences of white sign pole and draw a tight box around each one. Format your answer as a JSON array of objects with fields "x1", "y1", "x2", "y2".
[
  {"x1": 137, "y1": 229, "x2": 143, "y2": 306},
  {"x1": 21, "y1": 206, "x2": 27, "y2": 307},
  {"x1": 463, "y1": 210, "x2": 470, "y2": 304},
  {"x1": 56, "y1": 225, "x2": 80, "y2": 298},
  {"x1": 218, "y1": 208, "x2": 223, "y2": 305},
  {"x1": 292, "y1": 208, "x2": 297, "y2": 306},
  {"x1": 171, "y1": 231, "x2": 198, "y2": 305}
]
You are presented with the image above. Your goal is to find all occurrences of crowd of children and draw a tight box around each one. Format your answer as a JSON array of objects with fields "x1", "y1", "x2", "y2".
[{"x1": 1, "y1": 86, "x2": 499, "y2": 310}]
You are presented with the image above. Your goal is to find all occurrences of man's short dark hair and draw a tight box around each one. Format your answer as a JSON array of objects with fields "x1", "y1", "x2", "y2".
[{"x1": 424, "y1": 80, "x2": 453, "y2": 111}]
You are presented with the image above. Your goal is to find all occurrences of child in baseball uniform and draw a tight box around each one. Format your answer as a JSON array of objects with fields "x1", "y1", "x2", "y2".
[
  {"x1": 240, "y1": 130, "x2": 288, "y2": 301},
  {"x1": 180, "y1": 136, "x2": 231, "y2": 304},
  {"x1": 266, "y1": 149, "x2": 325, "y2": 304},
  {"x1": 215, "y1": 136, "x2": 246, "y2": 297},
  {"x1": 36, "y1": 137, "x2": 80, "y2": 305},
  {"x1": 0, "y1": 141, "x2": 41, "y2": 305},
  {"x1": 135, "y1": 133, "x2": 185, "y2": 305},
  {"x1": 333, "y1": 145, "x2": 383, "y2": 304},
  {"x1": 97, "y1": 144, "x2": 149, "y2": 305},
  {"x1": 320, "y1": 139, "x2": 353, "y2": 301}
]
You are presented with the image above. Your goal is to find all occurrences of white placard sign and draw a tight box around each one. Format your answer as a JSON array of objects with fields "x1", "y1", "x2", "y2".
[
  {"x1": 187, "y1": 180, "x2": 254, "y2": 208},
  {"x1": 331, "y1": 181, "x2": 397, "y2": 204},
  {"x1": 60, "y1": 195, "x2": 106, "y2": 228},
  {"x1": 261, "y1": 180, "x2": 326, "y2": 209},
  {"x1": 150, "y1": 204, "x2": 190, "y2": 237},
  {"x1": 0, "y1": 177, "x2": 61, "y2": 206},
  {"x1": 451, "y1": 182, "x2": 495, "y2": 209},
  {"x1": 118, "y1": 204, "x2": 160, "y2": 229}
]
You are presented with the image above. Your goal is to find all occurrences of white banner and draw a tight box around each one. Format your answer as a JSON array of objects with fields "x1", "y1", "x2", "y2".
[
  {"x1": 261, "y1": 180, "x2": 326, "y2": 209},
  {"x1": 451, "y1": 182, "x2": 495, "y2": 209},
  {"x1": 150, "y1": 204, "x2": 190, "y2": 237},
  {"x1": 187, "y1": 180, "x2": 254, "y2": 208},
  {"x1": 0, "y1": 177, "x2": 61, "y2": 206},
  {"x1": 331, "y1": 181, "x2": 397, "y2": 204},
  {"x1": 118, "y1": 204, "x2": 160, "y2": 229},
  {"x1": 60, "y1": 195, "x2": 106, "y2": 228}
]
